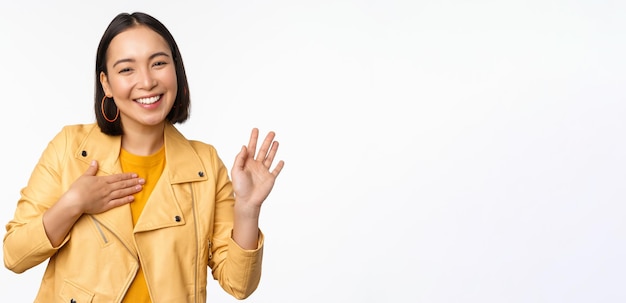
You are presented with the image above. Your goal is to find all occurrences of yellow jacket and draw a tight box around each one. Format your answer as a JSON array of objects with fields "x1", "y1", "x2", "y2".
[{"x1": 4, "y1": 123, "x2": 263, "y2": 302}]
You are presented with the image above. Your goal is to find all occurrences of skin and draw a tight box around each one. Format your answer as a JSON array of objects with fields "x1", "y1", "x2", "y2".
[
  {"x1": 42, "y1": 25, "x2": 284, "y2": 250},
  {"x1": 232, "y1": 128, "x2": 284, "y2": 248}
]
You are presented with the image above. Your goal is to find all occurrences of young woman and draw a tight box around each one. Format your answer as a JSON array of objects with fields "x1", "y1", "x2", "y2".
[{"x1": 3, "y1": 12, "x2": 284, "y2": 302}]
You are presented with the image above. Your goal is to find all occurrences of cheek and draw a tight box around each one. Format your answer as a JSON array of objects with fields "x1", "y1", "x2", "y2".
[
  {"x1": 108, "y1": 77, "x2": 134, "y2": 96},
  {"x1": 165, "y1": 70, "x2": 178, "y2": 91}
]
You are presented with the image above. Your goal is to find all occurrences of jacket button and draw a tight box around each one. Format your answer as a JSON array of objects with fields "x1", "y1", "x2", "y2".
[
  {"x1": 81, "y1": 150, "x2": 87, "y2": 157},
  {"x1": 198, "y1": 171, "x2": 204, "y2": 177},
  {"x1": 175, "y1": 215, "x2": 181, "y2": 222}
]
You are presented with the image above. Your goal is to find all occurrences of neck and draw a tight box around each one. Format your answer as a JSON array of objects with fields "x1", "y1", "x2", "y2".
[{"x1": 121, "y1": 122, "x2": 166, "y2": 156}]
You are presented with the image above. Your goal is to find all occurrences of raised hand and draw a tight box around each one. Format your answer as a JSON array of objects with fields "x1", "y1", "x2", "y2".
[{"x1": 231, "y1": 128, "x2": 284, "y2": 211}]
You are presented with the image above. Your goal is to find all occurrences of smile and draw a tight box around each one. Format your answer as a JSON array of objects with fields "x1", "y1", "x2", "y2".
[{"x1": 135, "y1": 95, "x2": 161, "y2": 105}]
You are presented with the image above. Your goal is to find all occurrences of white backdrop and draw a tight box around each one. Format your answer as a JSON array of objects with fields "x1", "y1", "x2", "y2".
[{"x1": 1, "y1": 0, "x2": 625, "y2": 302}]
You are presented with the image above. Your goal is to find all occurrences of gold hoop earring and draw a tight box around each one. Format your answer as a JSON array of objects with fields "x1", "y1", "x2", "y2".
[{"x1": 101, "y1": 96, "x2": 119, "y2": 123}]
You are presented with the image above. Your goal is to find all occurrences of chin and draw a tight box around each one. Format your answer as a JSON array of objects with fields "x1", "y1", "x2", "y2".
[{"x1": 141, "y1": 118, "x2": 168, "y2": 126}]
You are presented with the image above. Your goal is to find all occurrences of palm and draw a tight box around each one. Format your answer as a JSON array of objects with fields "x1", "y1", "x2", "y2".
[{"x1": 231, "y1": 128, "x2": 284, "y2": 207}]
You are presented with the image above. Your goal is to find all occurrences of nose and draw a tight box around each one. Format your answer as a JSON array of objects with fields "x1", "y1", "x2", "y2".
[{"x1": 138, "y1": 68, "x2": 157, "y2": 90}]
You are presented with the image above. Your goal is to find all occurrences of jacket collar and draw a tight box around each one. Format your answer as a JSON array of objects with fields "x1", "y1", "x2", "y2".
[
  {"x1": 75, "y1": 123, "x2": 208, "y2": 252},
  {"x1": 74, "y1": 123, "x2": 207, "y2": 184},
  {"x1": 162, "y1": 123, "x2": 208, "y2": 184}
]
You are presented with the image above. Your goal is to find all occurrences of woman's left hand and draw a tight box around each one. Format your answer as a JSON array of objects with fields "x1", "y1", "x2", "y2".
[{"x1": 231, "y1": 128, "x2": 284, "y2": 214}]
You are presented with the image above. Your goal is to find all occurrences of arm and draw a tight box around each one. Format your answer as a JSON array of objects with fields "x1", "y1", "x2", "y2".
[
  {"x1": 206, "y1": 128, "x2": 284, "y2": 299},
  {"x1": 42, "y1": 160, "x2": 144, "y2": 247},
  {"x1": 4, "y1": 129, "x2": 143, "y2": 272},
  {"x1": 231, "y1": 128, "x2": 284, "y2": 249},
  {"x1": 4, "y1": 129, "x2": 73, "y2": 273}
]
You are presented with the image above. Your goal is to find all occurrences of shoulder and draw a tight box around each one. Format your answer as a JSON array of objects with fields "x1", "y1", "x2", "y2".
[
  {"x1": 55, "y1": 123, "x2": 98, "y2": 139},
  {"x1": 188, "y1": 140, "x2": 225, "y2": 169},
  {"x1": 48, "y1": 123, "x2": 98, "y2": 146},
  {"x1": 165, "y1": 124, "x2": 220, "y2": 157},
  {"x1": 188, "y1": 140, "x2": 218, "y2": 155},
  {"x1": 38, "y1": 123, "x2": 100, "y2": 167},
  {"x1": 165, "y1": 125, "x2": 228, "y2": 174}
]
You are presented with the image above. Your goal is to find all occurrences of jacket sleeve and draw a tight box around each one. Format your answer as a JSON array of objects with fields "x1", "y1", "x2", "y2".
[
  {"x1": 3, "y1": 127, "x2": 70, "y2": 273},
  {"x1": 207, "y1": 147, "x2": 264, "y2": 300}
]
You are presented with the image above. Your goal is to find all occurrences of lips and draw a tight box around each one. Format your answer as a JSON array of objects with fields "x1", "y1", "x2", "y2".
[{"x1": 135, "y1": 95, "x2": 161, "y2": 105}]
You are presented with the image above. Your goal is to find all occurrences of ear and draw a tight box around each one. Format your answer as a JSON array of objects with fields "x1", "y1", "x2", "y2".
[{"x1": 100, "y1": 71, "x2": 112, "y2": 97}]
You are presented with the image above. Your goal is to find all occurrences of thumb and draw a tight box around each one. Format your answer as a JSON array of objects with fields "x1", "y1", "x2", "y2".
[
  {"x1": 84, "y1": 160, "x2": 99, "y2": 176},
  {"x1": 232, "y1": 146, "x2": 247, "y2": 172}
]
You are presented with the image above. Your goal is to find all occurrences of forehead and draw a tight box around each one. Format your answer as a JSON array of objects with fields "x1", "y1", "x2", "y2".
[{"x1": 106, "y1": 25, "x2": 171, "y2": 61}]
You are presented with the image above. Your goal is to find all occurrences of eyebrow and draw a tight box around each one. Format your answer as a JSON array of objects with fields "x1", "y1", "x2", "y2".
[{"x1": 112, "y1": 52, "x2": 171, "y2": 68}]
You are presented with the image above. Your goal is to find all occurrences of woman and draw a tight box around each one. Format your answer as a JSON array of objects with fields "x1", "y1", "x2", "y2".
[{"x1": 3, "y1": 12, "x2": 284, "y2": 302}]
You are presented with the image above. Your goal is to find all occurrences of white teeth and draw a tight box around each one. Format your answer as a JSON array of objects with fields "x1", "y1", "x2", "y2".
[{"x1": 135, "y1": 95, "x2": 160, "y2": 104}]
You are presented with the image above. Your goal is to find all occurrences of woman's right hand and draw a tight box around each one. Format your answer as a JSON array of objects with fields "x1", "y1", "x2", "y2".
[
  {"x1": 66, "y1": 160, "x2": 144, "y2": 215},
  {"x1": 43, "y1": 160, "x2": 144, "y2": 246}
]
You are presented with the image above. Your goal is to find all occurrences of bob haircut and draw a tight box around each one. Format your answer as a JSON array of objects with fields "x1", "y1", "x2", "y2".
[{"x1": 94, "y1": 12, "x2": 190, "y2": 136}]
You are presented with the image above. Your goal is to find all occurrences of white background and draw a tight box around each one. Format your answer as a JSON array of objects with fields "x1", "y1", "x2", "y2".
[{"x1": 1, "y1": 0, "x2": 625, "y2": 302}]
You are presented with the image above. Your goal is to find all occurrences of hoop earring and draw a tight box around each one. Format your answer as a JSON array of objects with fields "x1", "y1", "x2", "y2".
[{"x1": 101, "y1": 96, "x2": 119, "y2": 123}]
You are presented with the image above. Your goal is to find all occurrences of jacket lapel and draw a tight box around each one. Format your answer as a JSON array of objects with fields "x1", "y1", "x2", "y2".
[
  {"x1": 71, "y1": 124, "x2": 208, "y2": 243},
  {"x1": 134, "y1": 123, "x2": 207, "y2": 233},
  {"x1": 74, "y1": 125, "x2": 136, "y2": 256}
]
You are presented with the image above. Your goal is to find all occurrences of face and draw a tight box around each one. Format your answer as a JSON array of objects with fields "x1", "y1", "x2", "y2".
[{"x1": 100, "y1": 25, "x2": 177, "y2": 131}]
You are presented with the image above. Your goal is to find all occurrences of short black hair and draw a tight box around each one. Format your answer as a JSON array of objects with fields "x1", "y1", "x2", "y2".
[{"x1": 94, "y1": 12, "x2": 190, "y2": 135}]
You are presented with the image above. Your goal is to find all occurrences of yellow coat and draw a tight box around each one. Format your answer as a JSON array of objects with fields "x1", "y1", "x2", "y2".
[{"x1": 4, "y1": 123, "x2": 263, "y2": 302}]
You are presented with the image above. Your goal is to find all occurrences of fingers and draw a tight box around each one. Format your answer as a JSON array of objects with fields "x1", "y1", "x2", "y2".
[
  {"x1": 242, "y1": 128, "x2": 284, "y2": 173},
  {"x1": 103, "y1": 172, "x2": 143, "y2": 203},
  {"x1": 107, "y1": 195, "x2": 135, "y2": 208},
  {"x1": 106, "y1": 173, "x2": 144, "y2": 198},
  {"x1": 257, "y1": 131, "x2": 276, "y2": 164},
  {"x1": 109, "y1": 182, "x2": 142, "y2": 200},
  {"x1": 246, "y1": 128, "x2": 259, "y2": 159},
  {"x1": 84, "y1": 160, "x2": 99, "y2": 176},
  {"x1": 105, "y1": 172, "x2": 141, "y2": 184},
  {"x1": 247, "y1": 128, "x2": 278, "y2": 160},
  {"x1": 271, "y1": 160, "x2": 285, "y2": 177},
  {"x1": 95, "y1": 176, "x2": 142, "y2": 212},
  {"x1": 232, "y1": 145, "x2": 248, "y2": 171},
  {"x1": 83, "y1": 160, "x2": 139, "y2": 183},
  {"x1": 263, "y1": 140, "x2": 279, "y2": 168}
]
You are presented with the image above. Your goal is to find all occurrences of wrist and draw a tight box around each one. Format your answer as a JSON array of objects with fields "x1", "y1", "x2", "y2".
[
  {"x1": 57, "y1": 192, "x2": 85, "y2": 217},
  {"x1": 234, "y1": 203, "x2": 261, "y2": 220}
]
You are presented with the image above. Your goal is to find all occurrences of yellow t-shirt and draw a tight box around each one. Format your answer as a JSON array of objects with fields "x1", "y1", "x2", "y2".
[{"x1": 120, "y1": 145, "x2": 165, "y2": 303}]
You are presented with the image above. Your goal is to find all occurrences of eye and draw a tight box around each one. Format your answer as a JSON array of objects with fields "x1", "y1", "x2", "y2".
[
  {"x1": 118, "y1": 67, "x2": 132, "y2": 74},
  {"x1": 153, "y1": 61, "x2": 168, "y2": 67}
]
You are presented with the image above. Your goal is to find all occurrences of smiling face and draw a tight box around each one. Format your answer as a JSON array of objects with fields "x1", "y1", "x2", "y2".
[{"x1": 100, "y1": 25, "x2": 178, "y2": 132}]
